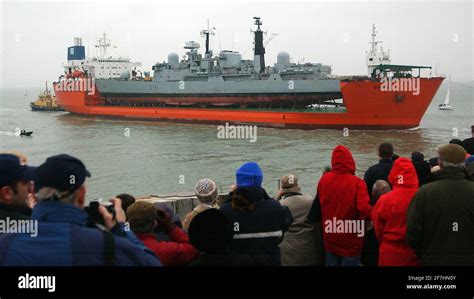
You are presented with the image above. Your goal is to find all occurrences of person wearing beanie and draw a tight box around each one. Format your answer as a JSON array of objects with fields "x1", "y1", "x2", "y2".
[
  {"x1": 275, "y1": 174, "x2": 324, "y2": 266},
  {"x1": 372, "y1": 158, "x2": 421, "y2": 266},
  {"x1": 219, "y1": 161, "x2": 293, "y2": 266},
  {"x1": 312, "y1": 145, "x2": 372, "y2": 266},
  {"x1": 127, "y1": 201, "x2": 199, "y2": 266},
  {"x1": 0, "y1": 154, "x2": 161, "y2": 266},
  {"x1": 465, "y1": 155, "x2": 474, "y2": 181},
  {"x1": 183, "y1": 178, "x2": 219, "y2": 231},
  {"x1": 462, "y1": 137, "x2": 474, "y2": 155},
  {"x1": 407, "y1": 144, "x2": 474, "y2": 266},
  {"x1": 449, "y1": 138, "x2": 464, "y2": 146},
  {"x1": 188, "y1": 209, "x2": 254, "y2": 266},
  {"x1": 410, "y1": 151, "x2": 433, "y2": 186}
]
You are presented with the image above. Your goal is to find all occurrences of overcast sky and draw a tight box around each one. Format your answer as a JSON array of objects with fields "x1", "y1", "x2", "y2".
[{"x1": 0, "y1": 0, "x2": 472, "y2": 88}]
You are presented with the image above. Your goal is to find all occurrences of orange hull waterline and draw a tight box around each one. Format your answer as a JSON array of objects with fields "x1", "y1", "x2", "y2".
[{"x1": 54, "y1": 78, "x2": 443, "y2": 130}]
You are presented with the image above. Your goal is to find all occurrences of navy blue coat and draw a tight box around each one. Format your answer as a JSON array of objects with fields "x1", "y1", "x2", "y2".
[
  {"x1": 219, "y1": 187, "x2": 293, "y2": 266},
  {"x1": 0, "y1": 201, "x2": 161, "y2": 266},
  {"x1": 364, "y1": 158, "x2": 394, "y2": 205}
]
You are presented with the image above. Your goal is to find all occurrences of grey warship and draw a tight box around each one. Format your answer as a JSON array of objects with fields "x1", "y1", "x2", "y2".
[{"x1": 95, "y1": 17, "x2": 342, "y2": 109}]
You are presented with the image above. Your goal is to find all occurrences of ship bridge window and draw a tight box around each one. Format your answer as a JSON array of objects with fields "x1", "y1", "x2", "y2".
[{"x1": 369, "y1": 58, "x2": 373, "y2": 61}]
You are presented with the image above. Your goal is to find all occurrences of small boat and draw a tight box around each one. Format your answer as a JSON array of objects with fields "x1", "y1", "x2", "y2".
[
  {"x1": 30, "y1": 81, "x2": 65, "y2": 112},
  {"x1": 439, "y1": 76, "x2": 453, "y2": 110},
  {"x1": 20, "y1": 130, "x2": 33, "y2": 137}
]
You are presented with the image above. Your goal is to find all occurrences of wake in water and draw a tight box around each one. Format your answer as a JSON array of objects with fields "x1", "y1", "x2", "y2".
[
  {"x1": 0, "y1": 130, "x2": 21, "y2": 136},
  {"x1": 0, "y1": 108, "x2": 29, "y2": 112}
]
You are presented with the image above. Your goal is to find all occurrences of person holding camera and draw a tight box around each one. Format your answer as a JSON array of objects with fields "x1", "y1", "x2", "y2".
[
  {"x1": 0, "y1": 154, "x2": 161, "y2": 266},
  {"x1": 127, "y1": 201, "x2": 199, "y2": 266}
]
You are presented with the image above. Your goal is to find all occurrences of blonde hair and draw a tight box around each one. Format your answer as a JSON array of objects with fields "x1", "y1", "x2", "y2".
[{"x1": 35, "y1": 187, "x2": 77, "y2": 204}]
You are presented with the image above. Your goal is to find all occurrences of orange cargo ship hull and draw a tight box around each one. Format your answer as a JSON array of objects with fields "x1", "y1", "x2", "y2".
[{"x1": 54, "y1": 78, "x2": 443, "y2": 129}]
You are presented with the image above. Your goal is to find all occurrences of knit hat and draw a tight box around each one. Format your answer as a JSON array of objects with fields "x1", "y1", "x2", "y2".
[
  {"x1": 236, "y1": 162, "x2": 263, "y2": 187},
  {"x1": 462, "y1": 138, "x2": 474, "y2": 155},
  {"x1": 449, "y1": 139, "x2": 463, "y2": 146},
  {"x1": 411, "y1": 151, "x2": 424, "y2": 162},
  {"x1": 280, "y1": 174, "x2": 300, "y2": 193},
  {"x1": 126, "y1": 201, "x2": 156, "y2": 223},
  {"x1": 188, "y1": 208, "x2": 233, "y2": 254},
  {"x1": 194, "y1": 178, "x2": 218, "y2": 204},
  {"x1": 437, "y1": 144, "x2": 467, "y2": 164}
]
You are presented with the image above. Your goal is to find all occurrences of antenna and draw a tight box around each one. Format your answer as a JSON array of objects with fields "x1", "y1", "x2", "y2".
[
  {"x1": 95, "y1": 33, "x2": 114, "y2": 58},
  {"x1": 200, "y1": 19, "x2": 216, "y2": 56},
  {"x1": 369, "y1": 24, "x2": 382, "y2": 53},
  {"x1": 264, "y1": 32, "x2": 279, "y2": 47}
]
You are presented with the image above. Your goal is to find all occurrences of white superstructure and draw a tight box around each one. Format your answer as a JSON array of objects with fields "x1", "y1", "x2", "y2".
[
  {"x1": 366, "y1": 24, "x2": 391, "y2": 76},
  {"x1": 63, "y1": 34, "x2": 141, "y2": 79}
]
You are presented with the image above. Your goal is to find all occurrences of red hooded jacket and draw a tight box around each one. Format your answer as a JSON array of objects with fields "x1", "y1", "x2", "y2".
[
  {"x1": 372, "y1": 157, "x2": 421, "y2": 266},
  {"x1": 137, "y1": 226, "x2": 199, "y2": 266},
  {"x1": 318, "y1": 145, "x2": 372, "y2": 257}
]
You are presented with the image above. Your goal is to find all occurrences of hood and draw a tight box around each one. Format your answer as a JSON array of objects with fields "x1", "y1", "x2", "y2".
[
  {"x1": 388, "y1": 157, "x2": 419, "y2": 189},
  {"x1": 331, "y1": 145, "x2": 356, "y2": 175}
]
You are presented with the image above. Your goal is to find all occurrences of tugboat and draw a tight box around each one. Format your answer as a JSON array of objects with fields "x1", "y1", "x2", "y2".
[{"x1": 30, "y1": 81, "x2": 65, "y2": 111}]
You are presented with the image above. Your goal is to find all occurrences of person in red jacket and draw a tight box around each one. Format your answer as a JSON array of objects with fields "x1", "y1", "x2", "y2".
[
  {"x1": 372, "y1": 157, "x2": 421, "y2": 266},
  {"x1": 127, "y1": 201, "x2": 199, "y2": 266},
  {"x1": 318, "y1": 145, "x2": 372, "y2": 266}
]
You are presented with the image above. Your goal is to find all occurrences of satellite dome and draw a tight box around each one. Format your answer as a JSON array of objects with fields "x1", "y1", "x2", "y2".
[
  {"x1": 119, "y1": 71, "x2": 130, "y2": 79},
  {"x1": 168, "y1": 53, "x2": 179, "y2": 66},
  {"x1": 277, "y1": 51, "x2": 290, "y2": 65}
]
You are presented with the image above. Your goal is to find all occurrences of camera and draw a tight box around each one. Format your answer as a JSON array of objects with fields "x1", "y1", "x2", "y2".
[{"x1": 84, "y1": 199, "x2": 116, "y2": 228}]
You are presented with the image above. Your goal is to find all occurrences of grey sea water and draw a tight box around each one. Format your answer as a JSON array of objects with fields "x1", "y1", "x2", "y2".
[{"x1": 0, "y1": 81, "x2": 472, "y2": 200}]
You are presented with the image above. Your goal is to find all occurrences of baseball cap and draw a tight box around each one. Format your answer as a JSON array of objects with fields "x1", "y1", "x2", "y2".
[
  {"x1": 0, "y1": 154, "x2": 36, "y2": 187},
  {"x1": 34, "y1": 154, "x2": 91, "y2": 193}
]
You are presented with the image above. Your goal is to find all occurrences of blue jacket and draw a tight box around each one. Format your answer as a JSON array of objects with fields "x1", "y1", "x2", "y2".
[
  {"x1": 0, "y1": 201, "x2": 161, "y2": 266},
  {"x1": 220, "y1": 187, "x2": 293, "y2": 266},
  {"x1": 364, "y1": 158, "x2": 394, "y2": 204}
]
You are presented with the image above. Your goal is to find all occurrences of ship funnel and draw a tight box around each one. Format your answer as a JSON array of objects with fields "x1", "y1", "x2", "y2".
[
  {"x1": 68, "y1": 37, "x2": 86, "y2": 61},
  {"x1": 252, "y1": 17, "x2": 266, "y2": 73}
]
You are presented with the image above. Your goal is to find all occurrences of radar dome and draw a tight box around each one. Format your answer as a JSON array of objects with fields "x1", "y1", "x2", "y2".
[
  {"x1": 119, "y1": 71, "x2": 130, "y2": 79},
  {"x1": 277, "y1": 51, "x2": 290, "y2": 65},
  {"x1": 168, "y1": 53, "x2": 179, "y2": 66}
]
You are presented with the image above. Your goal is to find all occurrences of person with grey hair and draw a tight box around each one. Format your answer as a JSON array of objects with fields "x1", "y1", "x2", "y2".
[
  {"x1": 182, "y1": 178, "x2": 219, "y2": 231},
  {"x1": 361, "y1": 180, "x2": 391, "y2": 267},
  {"x1": 276, "y1": 174, "x2": 324, "y2": 266},
  {"x1": 0, "y1": 154, "x2": 161, "y2": 266},
  {"x1": 407, "y1": 144, "x2": 474, "y2": 266}
]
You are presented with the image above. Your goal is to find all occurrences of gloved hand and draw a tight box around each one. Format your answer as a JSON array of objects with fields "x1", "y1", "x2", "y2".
[{"x1": 156, "y1": 208, "x2": 175, "y2": 232}]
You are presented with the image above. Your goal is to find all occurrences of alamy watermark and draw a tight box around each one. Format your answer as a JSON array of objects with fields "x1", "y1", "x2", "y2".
[
  {"x1": 54, "y1": 78, "x2": 95, "y2": 95},
  {"x1": 0, "y1": 217, "x2": 38, "y2": 237},
  {"x1": 380, "y1": 77, "x2": 420, "y2": 96},
  {"x1": 324, "y1": 217, "x2": 365, "y2": 237},
  {"x1": 18, "y1": 273, "x2": 55, "y2": 293},
  {"x1": 217, "y1": 122, "x2": 258, "y2": 143}
]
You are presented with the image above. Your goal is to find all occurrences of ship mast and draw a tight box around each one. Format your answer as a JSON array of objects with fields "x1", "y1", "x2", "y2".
[
  {"x1": 95, "y1": 33, "x2": 113, "y2": 58},
  {"x1": 200, "y1": 19, "x2": 215, "y2": 58},
  {"x1": 252, "y1": 17, "x2": 266, "y2": 74},
  {"x1": 366, "y1": 24, "x2": 391, "y2": 77},
  {"x1": 369, "y1": 24, "x2": 380, "y2": 53}
]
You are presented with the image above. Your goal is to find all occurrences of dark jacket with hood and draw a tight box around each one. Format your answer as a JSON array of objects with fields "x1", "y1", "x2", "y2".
[
  {"x1": 318, "y1": 145, "x2": 372, "y2": 257},
  {"x1": 219, "y1": 187, "x2": 293, "y2": 266},
  {"x1": 407, "y1": 166, "x2": 474, "y2": 266}
]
